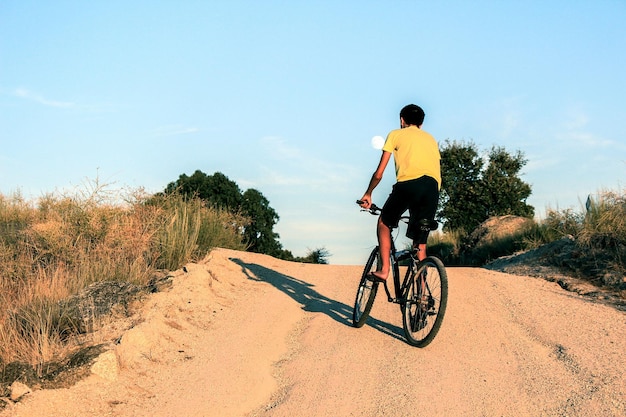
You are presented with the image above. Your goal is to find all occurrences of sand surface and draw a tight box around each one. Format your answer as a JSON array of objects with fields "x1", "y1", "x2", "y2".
[{"x1": 2, "y1": 247, "x2": 625, "y2": 416}]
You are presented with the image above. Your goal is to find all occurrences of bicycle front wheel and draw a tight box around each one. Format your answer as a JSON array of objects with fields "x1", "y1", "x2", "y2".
[
  {"x1": 352, "y1": 247, "x2": 380, "y2": 328},
  {"x1": 402, "y1": 256, "x2": 448, "y2": 347}
]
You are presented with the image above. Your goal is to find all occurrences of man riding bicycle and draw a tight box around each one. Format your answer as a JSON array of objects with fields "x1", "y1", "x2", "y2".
[{"x1": 358, "y1": 104, "x2": 441, "y2": 281}]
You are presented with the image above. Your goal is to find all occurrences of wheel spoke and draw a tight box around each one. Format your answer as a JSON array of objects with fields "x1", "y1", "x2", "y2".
[
  {"x1": 352, "y1": 247, "x2": 380, "y2": 327},
  {"x1": 402, "y1": 257, "x2": 448, "y2": 347}
]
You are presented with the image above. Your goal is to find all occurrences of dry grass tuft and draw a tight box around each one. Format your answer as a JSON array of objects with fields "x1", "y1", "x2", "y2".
[
  {"x1": 0, "y1": 183, "x2": 247, "y2": 371},
  {"x1": 431, "y1": 188, "x2": 625, "y2": 290}
]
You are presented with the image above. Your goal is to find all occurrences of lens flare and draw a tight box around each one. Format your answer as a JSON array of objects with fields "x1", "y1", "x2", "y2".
[{"x1": 371, "y1": 135, "x2": 385, "y2": 150}]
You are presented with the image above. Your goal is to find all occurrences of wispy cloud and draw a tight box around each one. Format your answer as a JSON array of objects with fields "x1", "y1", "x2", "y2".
[
  {"x1": 496, "y1": 99, "x2": 524, "y2": 139},
  {"x1": 555, "y1": 107, "x2": 617, "y2": 148},
  {"x1": 562, "y1": 105, "x2": 589, "y2": 130},
  {"x1": 556, "y1": 131, "x2": 616, "y2": 148},
  {"x1": 500, "y1": 110, "x2": 521, "y2": 139},
  {"x1": 524, "y1": 154, "x2": 562, "y2": 173},
  {"x1": 260, "y1": 136, "x2": 302, "y2": 159},
  {"x1": 482, "y1": 95, "x2": 525, "y2": 140},
  {"x1": 13, "y1": 88, "x2": 75, "y2": 108},
  {"x1": 246, "y1": 136, "x2": 360, "y2": 190},
  {"x1": 153, "y1": 125, "x2": 200, "y2": 137}
]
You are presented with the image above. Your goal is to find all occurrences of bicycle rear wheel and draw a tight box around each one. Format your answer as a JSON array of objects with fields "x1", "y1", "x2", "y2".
[
  {"x1": 352, "y1": 247, "x2": 380, "y2": 328},
  {"x1": 402, "y1": 256, "x2": 448, "y2": 347}
]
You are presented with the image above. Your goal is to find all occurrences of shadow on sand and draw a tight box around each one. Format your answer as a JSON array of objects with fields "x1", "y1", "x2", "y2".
[{"x1": 229, "y1": 257, "x2": 406, "y2": 343}]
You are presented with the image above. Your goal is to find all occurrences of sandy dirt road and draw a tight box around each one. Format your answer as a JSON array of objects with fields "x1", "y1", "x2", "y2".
[{"x1": 2, "y1": 248, "x2": 625, "y2": 417}]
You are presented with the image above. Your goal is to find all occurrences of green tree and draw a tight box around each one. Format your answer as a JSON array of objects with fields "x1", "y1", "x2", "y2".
[
  {"x1": 439, "y1": 140, "x2": 486, "y2": 232},
  {"x1": 440, "y1": 140, "x2": 534, "y2": 233},
  {"x1": 241, "y1": 188, "x2": 282, "y2": 255},
  {"x1": 164, "y1": 170, "x2": 284, "y2": 256},
  {"x1": 482, "y1": 146, "x2": 534, "y2": 218},
  {"x1": 165, "y1": 170, "x2": 242, "y2": 210}
]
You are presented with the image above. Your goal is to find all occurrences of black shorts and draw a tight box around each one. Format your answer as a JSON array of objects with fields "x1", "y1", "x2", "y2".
[{"x1": 380, "y1": 176, "x2": 439, "y2": 244}]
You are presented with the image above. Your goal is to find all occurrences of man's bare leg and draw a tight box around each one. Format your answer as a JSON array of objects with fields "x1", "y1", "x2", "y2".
[
  {"x1": 414, "y1": 242, "x2": 427, "y2": 261},
  {"x1": 372, "y1": 217, "x2": 391, "y2": 280}
]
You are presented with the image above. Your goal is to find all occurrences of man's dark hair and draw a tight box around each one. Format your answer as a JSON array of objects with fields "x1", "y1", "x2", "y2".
[{"x1": 400, "y1": 104, "x2": 425, "y2": 126}]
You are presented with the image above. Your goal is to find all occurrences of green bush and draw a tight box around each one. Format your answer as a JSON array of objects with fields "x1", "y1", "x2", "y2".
[{"x1": 435, "y1": 188, "x2": 625, "y2": 290}]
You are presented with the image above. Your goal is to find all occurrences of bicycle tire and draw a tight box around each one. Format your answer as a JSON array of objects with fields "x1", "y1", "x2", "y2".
[
  {"x1": 352, "y1": 247, "x2": 380, "y2": 328},
  {"x1": 402, "y1": 256, "x2": 448, "y2": 347}
]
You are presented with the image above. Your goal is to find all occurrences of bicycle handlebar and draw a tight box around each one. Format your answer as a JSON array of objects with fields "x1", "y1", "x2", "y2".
[
  {"x1": 356, "y1": 200, "x2": 438, "y2": 231},
  {"x1": 356, "y1": 200, "x2": 382, "y2": 215}
]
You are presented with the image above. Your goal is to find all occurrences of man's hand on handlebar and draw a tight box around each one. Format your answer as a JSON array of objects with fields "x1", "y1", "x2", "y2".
[
  {"x1": 357, "y1": 198, "x2": 371, "y2": 209},
  {"x1": 356, "y1": 199, "x2": 381, "y2": 214}
]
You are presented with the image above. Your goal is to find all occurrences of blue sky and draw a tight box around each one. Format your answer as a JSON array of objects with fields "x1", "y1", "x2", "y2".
[{"x1": 1, "y1": 1, "x2": 625, "y2": 264}]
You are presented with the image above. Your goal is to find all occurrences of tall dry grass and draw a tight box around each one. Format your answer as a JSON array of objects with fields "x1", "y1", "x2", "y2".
[
  {"x1": 576, "y1": 190, "x2": 626, "y2": 287},
  {"x1": 432, "y1": 188, "x2": 625, "y2": 289},
  {"x1": 0, "y1": 186, "x2": 248, "y2": 371},
  {"x1": 427, "y1": 229, "x2": 465, "y2": 264}
]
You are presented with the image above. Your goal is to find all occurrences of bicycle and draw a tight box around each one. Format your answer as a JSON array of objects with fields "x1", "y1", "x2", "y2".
[{"x1": 352, "y1": 201, "x2": 448, "y2": 347}]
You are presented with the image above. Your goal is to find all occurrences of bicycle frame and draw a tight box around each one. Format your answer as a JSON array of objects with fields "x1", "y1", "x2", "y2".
[
  {"x1": 356, "y1": 200, "x2": 432, "y2": 305},
  {"x1": 381, "y1": 232, "x2": 420, "y2": 305}
]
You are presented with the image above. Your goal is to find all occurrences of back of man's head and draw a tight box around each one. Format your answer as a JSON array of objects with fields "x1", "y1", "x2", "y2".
[{"x1": 400, "y1": 104, "x2": 425, "y2": 126}]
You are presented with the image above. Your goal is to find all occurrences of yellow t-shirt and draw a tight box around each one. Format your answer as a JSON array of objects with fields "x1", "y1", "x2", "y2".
[{"x1": 382, "y1": 126, "x2": 441, "y2": 189}]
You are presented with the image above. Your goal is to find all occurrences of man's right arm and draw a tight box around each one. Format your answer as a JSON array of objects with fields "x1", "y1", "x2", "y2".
[{"x1": 359, "y1": 151, "x2": 391, "y2": 208}]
